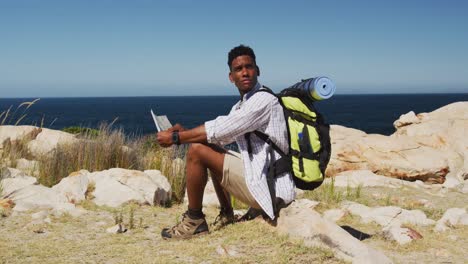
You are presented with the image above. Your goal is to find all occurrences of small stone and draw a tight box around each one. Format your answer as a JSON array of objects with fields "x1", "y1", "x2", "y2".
[{"x1": 106, "y1": 224, "x2": 127, "y2": 234}]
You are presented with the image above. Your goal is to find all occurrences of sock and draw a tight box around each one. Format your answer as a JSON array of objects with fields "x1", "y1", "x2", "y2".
[{"x1": 187, "y1": 208, "x2": 204, "y2": 219}]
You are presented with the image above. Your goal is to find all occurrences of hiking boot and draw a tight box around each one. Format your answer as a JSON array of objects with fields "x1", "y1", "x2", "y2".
[
  {"x1": 161, "y1": 212, "x2": 209, "y2": 240},
  {"x1": 211, "y1": 210, "x2": 237, "y2": 231}
]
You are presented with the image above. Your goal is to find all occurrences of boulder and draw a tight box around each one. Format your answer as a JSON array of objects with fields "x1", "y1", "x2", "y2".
[
  {"x1": 277, "y1": 199, "x2": 392, "y2": 264},
  {"x1": 382, "y1": 225, "x2": 423, "y2": 245},
  {"x1": 328, "y1": 102, "x2": 468, "y2": 184},
  {"x1": 52, "y1": 170, "x2": 90, "y2": 204},
  {"x1": 1, "y1": 167, "x2": 37, "y2": 196},
  {"x1": 144, "y1": 170, "x2": 172, "y2": 205},
  {"x1": 342, "y1": 201, "x2": 435, "y2": 227},
  {"x1": 27, "y1": 128, "x2": 78, "y2": 156},
  {"x1": 434, "y1": 208, "x2": 468, "y2": 232},
  {"x1": 1, "y1": 176, "x2": 37, "y2": 196},
  {"x1": 7, "y1": 184, "x2": 70, "y2": 212},
  {"x1": 0, "y1": 125, "x2": 39, "y2": 148},
  {"x1": 328, "y1": 127, "x2": 449, "y2": 183},
  {"x1": 87, "y1": 168, "x2": 171, "y2": 207}
]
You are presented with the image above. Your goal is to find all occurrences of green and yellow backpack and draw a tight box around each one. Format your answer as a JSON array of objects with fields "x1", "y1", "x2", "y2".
[{"x1": 246, "y1": 85, "x2": 332, "y2": 193}]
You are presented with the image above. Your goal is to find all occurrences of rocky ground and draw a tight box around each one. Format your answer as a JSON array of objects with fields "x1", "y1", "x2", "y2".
[{"x1": 1, "y1": 102, "x2": 468, "y2": 263}]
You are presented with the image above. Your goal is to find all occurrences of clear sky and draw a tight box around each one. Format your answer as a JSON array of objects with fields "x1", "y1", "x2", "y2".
[{"x1": 1, "y1": 0, "x2": 467, "y2": 97}]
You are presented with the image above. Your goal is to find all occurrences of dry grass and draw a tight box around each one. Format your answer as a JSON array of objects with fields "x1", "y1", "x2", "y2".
[
  {"x1": 302, "y1": 177, "x2": 365, "y2": 212},
  {"x1": 0, "y1": 203, "x2": 345, "y2": 263}
]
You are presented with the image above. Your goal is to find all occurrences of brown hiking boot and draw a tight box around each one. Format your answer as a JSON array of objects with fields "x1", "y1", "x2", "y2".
[
  {"x1": 161, "y1": 212, "x2": 209, "y2": 240},
  {"x1": 211, "y1": 210, "x2": 237, "y2": 231}
]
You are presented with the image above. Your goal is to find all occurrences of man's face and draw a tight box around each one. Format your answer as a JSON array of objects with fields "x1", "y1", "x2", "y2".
[{"x1": 229, "y1": 55, "x2": 259, "y2": 95}]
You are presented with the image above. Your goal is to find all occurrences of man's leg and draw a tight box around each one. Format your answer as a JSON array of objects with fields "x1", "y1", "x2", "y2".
[
  {"x1": 162, "y1": 143, "x2": 230, "y2": 239},
  {"x1": 185, "y1": 143, "x2": 232, "y2": 214}
]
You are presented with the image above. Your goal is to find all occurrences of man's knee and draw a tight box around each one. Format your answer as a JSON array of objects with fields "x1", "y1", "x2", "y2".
[{"x1": 187, "y1": 143, "x2": 205, "y2": 160}]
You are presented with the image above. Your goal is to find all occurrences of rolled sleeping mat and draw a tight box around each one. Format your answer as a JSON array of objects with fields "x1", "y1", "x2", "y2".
[
  {"x1": 289, "y1": 76, "x2": 336, "y2": 101},
  {"x1": 308, "y1": 76, "x2": 336, "y2": 101}
]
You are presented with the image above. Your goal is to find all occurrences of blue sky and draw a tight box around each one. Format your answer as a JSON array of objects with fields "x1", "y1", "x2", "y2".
[{"x1": 1, "y1": 0, "x2": 467, "y2": 97}]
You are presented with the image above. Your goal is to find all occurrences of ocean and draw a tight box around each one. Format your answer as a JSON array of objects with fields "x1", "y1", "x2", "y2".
[{"x1": 1, "y1": 94, "x2": 467, "y2": 137}]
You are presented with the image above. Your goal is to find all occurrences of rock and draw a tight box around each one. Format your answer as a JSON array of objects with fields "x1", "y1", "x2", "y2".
[
  {"x1": 52, "y1": 170, "x2": 90, "y2": 204},
  {"x1": 442, "y1": 175, "x2": 462, "y2": 189},
  {"x1": 0, "y1": 125, "x2": 39, "y2": 148},
  {"x1": 434, "y1": 208, "x2": 468, "y2": 232},
  {"x1": 277, "y1": 199, "x2": 392, "y2": 264},
  {"x1": 144, "y1": 170, "x2": 172, "y2": 205},
  {"x1": 328, "y1": 126, "x2": 449, "y2": 183},
  {"x1": 106, "y1": 224, "x2": 127, "y2": 234},
  {"x1": 382, "y1": 225, "x2": 423, "y2": 245},
  {"x1": 393, "y1": 111, "x2": 420, "y2": 129},
  {"x1": 342, "y1": 201, "x2": 435, "y2": 227},
  {"x1": 327, "y1": 170, "x2": 415, "y2": 188},
  {"x1": 27, "y1": 128, "x2": 78, "y2": 156},
  {"x1": 7, "y1": 184, "x2": 83, "y2": 214},
  {"x1": 1, "y1": 167, "x2": 26, "y2": 178},
  {"x1": 1, "y1": 175, "x2": 38, "y2": 196},
  {"x1": 323, "y1": 209, "x2": 346, "y2": 222},
  {"x1": 87, "y1": 168, "x2": 171, "y2": 207},
  {"x1": 15, "y1": 158, "x2": 40, "y2": 176}
]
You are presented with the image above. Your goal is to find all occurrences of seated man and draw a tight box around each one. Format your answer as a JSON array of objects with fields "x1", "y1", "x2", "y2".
[{"x1": 156, "y1": 45, "x2": 295, "y2": 239}]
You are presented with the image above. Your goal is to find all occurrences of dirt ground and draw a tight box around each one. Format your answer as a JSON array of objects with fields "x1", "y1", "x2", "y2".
[{"x1": 1, "y1": 184, "x2": 467, "y2": 264}]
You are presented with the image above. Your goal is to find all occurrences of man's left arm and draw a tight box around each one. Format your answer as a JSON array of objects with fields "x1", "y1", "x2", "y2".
[{"x1": 156, "y1": 124, "x2": 207, "y2": 148}]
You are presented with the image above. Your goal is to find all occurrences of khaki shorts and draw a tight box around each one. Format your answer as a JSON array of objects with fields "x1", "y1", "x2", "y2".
[{"x1": 222, "y1": 150, "x2": 260, "y2": 209}]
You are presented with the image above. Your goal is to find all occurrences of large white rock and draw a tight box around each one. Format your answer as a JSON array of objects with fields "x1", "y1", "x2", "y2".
[
  {"x1": 277, "y1": 199, "x2": 393, "y2": 264},
  {"x1": 382, "y1": 225, "x2": 423, "y2": 245},
  {"x1": 328, "y1": 102, "x2": 468, "y2": 184},
  {"x1": 87, "y1": 168, "x2": 171, "y2": 207},
  {"x1": 342, "y1": 201, "x2": 435, "y2": 227},
  {"x1": 328, "y1": 126, "x2": 449, "y2": 183},
  {"x1": 434, "y1": 208, "x2": 468, "y2": 232},
  {"x1": 7, "y1": 184, "x2": 69, "y2": 212},
  {"x1": 27, "y1": 128, "x2": 78, "y2": 156},
  {"x1": 1, "y1": 167, "x2": 37, "y2": 196},
  {"x1": 1, "y1": 176, "x2": 37, "y2": 196},
  {"x1": 52, "y1": 170, "x2": 90, "y2": 204},
  {"x1": 0, "y1": 125, "x2": 39, "y2": 148}
]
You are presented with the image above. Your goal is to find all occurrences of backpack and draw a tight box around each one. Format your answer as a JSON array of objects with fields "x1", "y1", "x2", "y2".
[{"x1": 245, "y1": 82, "x2": 332, "y2": 213}]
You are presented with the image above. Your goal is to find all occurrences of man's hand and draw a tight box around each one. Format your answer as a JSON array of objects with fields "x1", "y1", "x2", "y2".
[
  {"x1": 156, "y1": 130, "x2": 174, "y2": 148},
  {"x1": 156, "y1": 124, "x2": 185, "y2": 148},
  {"x1": 168, "y1": 123, "x2": 186, "y2": 132}
]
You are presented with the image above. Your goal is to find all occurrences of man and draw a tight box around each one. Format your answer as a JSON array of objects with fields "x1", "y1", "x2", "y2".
[{"x1": 156, "y1": 45, "x2": 295, "y2": 240}]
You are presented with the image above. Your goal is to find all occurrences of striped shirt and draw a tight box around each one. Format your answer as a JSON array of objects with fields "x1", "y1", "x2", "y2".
[{"x1": 205, "y1": 82, "x2": 295, "y2": 219}]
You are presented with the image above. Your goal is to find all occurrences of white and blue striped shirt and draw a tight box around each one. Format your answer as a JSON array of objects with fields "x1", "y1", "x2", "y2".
[{"x1": 205, "y1": 82, "x2": 295, "y2": 219}]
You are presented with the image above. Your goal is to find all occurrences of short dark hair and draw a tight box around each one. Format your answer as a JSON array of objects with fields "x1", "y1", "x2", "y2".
[{"x1": 227, "y1": 45, "x2": 256, "y2": 70}]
